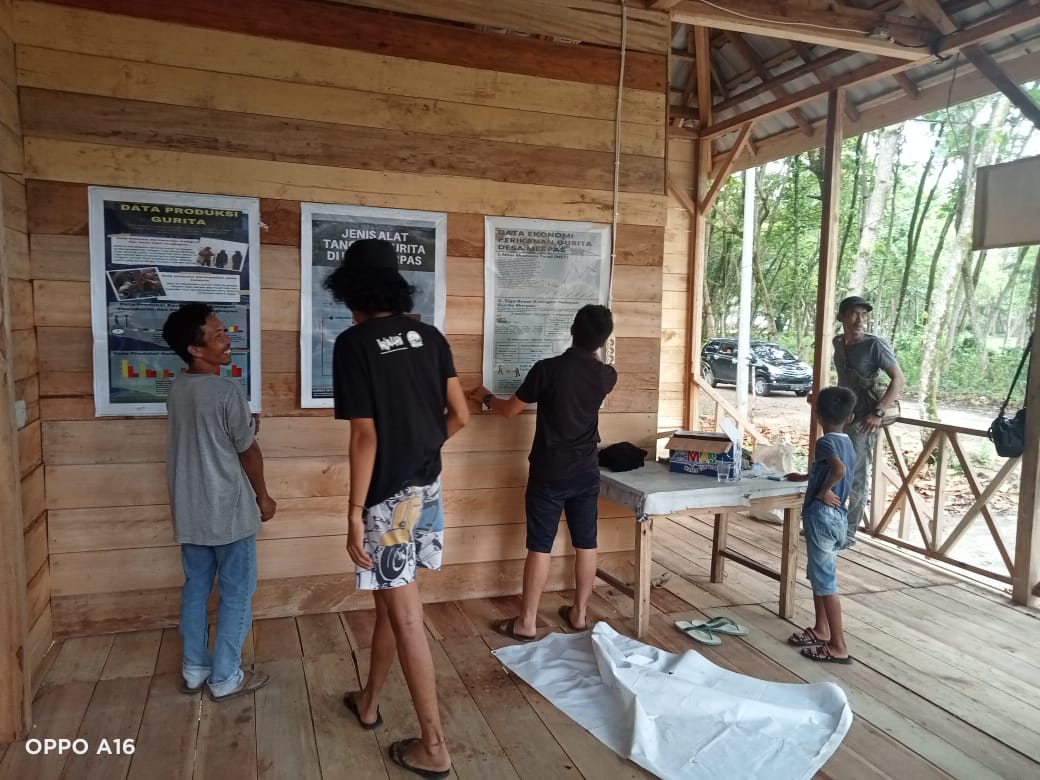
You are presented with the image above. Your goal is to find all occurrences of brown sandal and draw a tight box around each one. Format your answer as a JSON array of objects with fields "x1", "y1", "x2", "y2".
[{"x1": 208, "y1": 669, "x2": 270, "y2": 701}]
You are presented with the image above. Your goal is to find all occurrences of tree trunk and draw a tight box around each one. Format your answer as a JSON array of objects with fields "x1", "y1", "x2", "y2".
[
  {"x1": 919, "y1": 97, "x2": 1008, "y2": 418},
  {"x1": 847, "y1": 126, "x2": 900, "y2": 294}
]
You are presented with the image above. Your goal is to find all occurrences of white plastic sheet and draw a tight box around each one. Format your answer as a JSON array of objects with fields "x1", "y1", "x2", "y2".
[{"x1": 494, "y1": 623, "x2": 851, "y2": 780}]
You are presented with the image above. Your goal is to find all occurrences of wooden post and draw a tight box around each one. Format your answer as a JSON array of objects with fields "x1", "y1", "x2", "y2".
[
  {"x1": 710, "y1": 512, "x2": 729, "y2": 582},
  {"x1": 808, "y1": 89, "x2": 844, "y2": 462},
  {"x1": 0, "y1": 207, "x2": 30, "y2": 742},
  {"x1": 682, "y1": 25, "x2": 713, "y2": 429},
  {"x1": 779, "y1": 507, "x2": 798, "y2": 619},
  {"x1": 1012, "y1": 323, "x2": 1040, "y2": 604},
  {"x1": 684, "y1": 140, "x2": 709, "y2": 428},
  {"x1": 633, "y1": 518, "x2": 654, "y2": 638}
]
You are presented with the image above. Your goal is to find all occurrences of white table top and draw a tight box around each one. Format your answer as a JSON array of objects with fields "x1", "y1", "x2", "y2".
[{"x1": 599, "y1": 462, "x2": 805, "y2": 521}]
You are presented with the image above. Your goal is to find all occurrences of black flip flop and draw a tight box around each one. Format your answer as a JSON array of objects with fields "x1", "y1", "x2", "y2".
[
  {"x1": 788, "y1": 627, "x2": 827, "y2": 647},
  {"x1": 801, "y1": 645, "x2": 854, "y2": 665},
  {"x1": 343, "y1": 691, "x2": 382, "y2": 730},
  {"x1": 558, "y1": 604, "x2": 588, "y2": 631},
  {"x1": 180, "y1": 679, "x2": 205, "y2": 695},
  {"x1": 490, "y1": 617, "x2": 536, "y2": 643},
  {"x1": 389, "y1": 738, "x2": 451, "y2": 779}
]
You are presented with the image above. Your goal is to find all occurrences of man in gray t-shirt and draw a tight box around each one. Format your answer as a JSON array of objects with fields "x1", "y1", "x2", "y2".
[
  {"x1": 163, "y1": 303, "x2": 276, "y2": 702},
  {"x1": 831, "y1": 295, "x2": 904, "y2": 546}
]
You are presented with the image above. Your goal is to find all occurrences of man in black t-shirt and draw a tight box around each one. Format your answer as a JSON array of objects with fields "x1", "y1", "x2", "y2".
[
  {"x1": 468, "y1": 305, "x2": 617, "y2": 642},
  {"x1": 327, "y1": 239, "x2": 468, "y2": 779}
]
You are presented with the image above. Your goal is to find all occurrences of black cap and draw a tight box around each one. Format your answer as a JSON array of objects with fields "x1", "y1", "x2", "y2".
[
  {"x1": 837, "y1": 295, "x2": 873, "y2": 316},
  {"x1": 343, "y1": 238, "x2": 399, "y2": 270}
]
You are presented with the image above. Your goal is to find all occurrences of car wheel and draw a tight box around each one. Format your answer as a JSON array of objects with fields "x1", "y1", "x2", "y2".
[
  {"x1": 796, "y1": 389, "x2": 810, "y2": 397},
  {"x1": 754, "y1": 376, "x2": 769, "y2": 397},
  {"x1": 702, "y1": 363, "x2": 717, "y2": 388}
]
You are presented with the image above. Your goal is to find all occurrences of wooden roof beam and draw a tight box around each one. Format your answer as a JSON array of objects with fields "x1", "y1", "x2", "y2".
[
  {"x1": 715, "y1": 49, "x2": 851, "y2": 113},
  {"x1": 694, "y1": 23, "x2": 714, "y2": 150},
  {"x1": 907, "y1": 0, "x2": 1040, "y2": 131},
  {"x1": 727, "y1": 31, "x2": 814, "y2": 136},
  {"x1": 670, "y1": 0, "x2": 935, "y2": 61},
  {"x1": 792, "y1": 41, "x2": 862, "y2": 123},
  {"x1": 700, "y1": 122, "x2": 756, "y2": 214},
  {"x1": 702, "y1": 2, "x2": 1040, "y2": 141}
]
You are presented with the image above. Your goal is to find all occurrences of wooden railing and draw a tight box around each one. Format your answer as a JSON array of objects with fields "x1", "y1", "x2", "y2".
[
  {"x1": 867, "y1": 417, "x2": 1023, "y2": 585},
  {"x1": 687, "y1": 374, "x2": 1035, "y2": 591},
  {"x1": 690, "y1": 375, "x2": 770, "y2": 445}
]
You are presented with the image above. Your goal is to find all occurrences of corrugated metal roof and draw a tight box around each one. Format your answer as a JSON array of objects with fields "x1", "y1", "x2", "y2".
[{"x1": 669, "y1": 0, "x2": 1040, "y2": 161}]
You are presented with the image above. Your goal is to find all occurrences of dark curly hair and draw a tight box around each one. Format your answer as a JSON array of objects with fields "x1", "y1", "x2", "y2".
[
  {"x1": 571, "y1": 304, "x2": 613, "y2": 351},
  {"x1": 323, "y1": 264, "x2": 414, "y2": 315},
  {"x1": 162, "y1": 302, "x2": 213, "y2": 364}
]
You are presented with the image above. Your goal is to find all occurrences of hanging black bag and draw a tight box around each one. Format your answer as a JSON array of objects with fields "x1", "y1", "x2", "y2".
[{"x1": 989, "y1": 336, "x2": 1031, "y2": 458}]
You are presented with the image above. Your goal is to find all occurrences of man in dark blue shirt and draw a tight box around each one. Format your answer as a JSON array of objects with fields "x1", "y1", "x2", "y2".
[{"x1": 469, "y1": 305, "x2": 617, "y2": 641}]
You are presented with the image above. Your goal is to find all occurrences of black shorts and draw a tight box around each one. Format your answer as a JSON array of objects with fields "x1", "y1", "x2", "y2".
[{"x1": 525, "y1": 469, "x2": 600, "y2": 553}]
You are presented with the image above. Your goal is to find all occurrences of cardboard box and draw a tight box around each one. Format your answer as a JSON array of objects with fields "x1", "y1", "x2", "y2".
[{"x1": 666, "y1": 430, "x2": 736, "y2": 477}]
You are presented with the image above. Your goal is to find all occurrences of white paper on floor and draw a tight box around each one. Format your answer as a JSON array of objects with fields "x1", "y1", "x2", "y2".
[{"x1": 493, "y1": 622, "x2": 852, "y2": 780}]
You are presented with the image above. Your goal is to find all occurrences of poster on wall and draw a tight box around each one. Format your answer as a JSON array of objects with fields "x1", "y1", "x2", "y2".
[
  {"x1": 88, "y1": 187, "x2": 262, "y2": 416},
  {"x1": 300, "y1": 203, "x2": 447, "y2": 408},
  {"x1": 483, "y1": 217, "x2": 611, "y2": 396}
]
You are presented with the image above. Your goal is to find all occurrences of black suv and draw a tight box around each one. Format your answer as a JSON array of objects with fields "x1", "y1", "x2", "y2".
[{"x1": 700, "y1": 338, "x2": 812, "y2": 396}]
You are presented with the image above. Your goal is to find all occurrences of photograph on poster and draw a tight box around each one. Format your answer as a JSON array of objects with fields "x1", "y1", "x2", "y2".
[
  {"x1": 106, "y1": 267, "x2": 166, "y2": 301},
  {"x1": 483, "y1": 217, "x2": 611, "y2": 397},
  {"x1": 88, "y1": 187, "x2": 262, "y2": 416},
  {"x1": 300, "y1": 203, "x2": 447, "y2": 408}
]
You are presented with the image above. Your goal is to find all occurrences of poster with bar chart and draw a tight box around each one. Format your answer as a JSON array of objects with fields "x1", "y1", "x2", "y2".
[
  {"x1": 300, "y1": 203, "x2": 446, "y2": 407},
  {"x1": 88, "y1": 187, "x2": 262, "y2": 416}
]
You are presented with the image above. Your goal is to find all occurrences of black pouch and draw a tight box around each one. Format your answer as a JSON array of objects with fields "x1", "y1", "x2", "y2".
[
  {"x1": 989, "y1": 408, "x2": 1026, "y2": 458},
  {"x1": 988, "y1": 336, "x2": 1031, "y2": 459},
  {"x1": 598, "y1": 442, "x2": 647, "y2": 472}
]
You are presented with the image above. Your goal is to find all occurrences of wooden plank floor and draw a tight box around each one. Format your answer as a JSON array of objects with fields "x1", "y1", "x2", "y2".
[{"x1": 3, "y1": 512, "x2": 1040, "y2": 780}]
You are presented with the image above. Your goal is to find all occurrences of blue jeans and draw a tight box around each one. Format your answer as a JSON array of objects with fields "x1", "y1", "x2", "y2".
[
  {"x1": 802, "y1": 503, "x2": 846, "y2": 596},
  {"x1": 180, "y1": 535, "x2": 257, "y2": 697}
]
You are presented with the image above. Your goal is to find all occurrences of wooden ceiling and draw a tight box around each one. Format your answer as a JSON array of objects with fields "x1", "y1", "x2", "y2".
[
  {"x1": 328, "y1": 1, "x2": 1039, "y2": 167},
  {"x1": 659, "y1": 0, "x2": 1040, "y2": 167}
]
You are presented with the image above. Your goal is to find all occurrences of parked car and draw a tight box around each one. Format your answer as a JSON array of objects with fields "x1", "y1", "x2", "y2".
[{"x1": 700, "y1": 338, "x2": 812, "y2": 397}]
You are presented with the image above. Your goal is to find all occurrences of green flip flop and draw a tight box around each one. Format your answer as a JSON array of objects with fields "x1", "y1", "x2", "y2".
[
  {"x1": 674, "y1": 620, "x2": 722, "y2": 646},
  {"x1": 702, "y1": 616, "x2": 750, "y2": 636}
]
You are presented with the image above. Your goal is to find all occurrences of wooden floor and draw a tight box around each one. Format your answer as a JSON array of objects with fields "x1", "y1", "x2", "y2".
[{"x1": 3, "y1": 511, "x2": 1040, "y2": 780}]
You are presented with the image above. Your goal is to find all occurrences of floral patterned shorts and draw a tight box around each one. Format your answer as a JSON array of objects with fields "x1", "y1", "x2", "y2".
[{"x1": 357, "y1": 477, "x2": 444, "y2": 590}]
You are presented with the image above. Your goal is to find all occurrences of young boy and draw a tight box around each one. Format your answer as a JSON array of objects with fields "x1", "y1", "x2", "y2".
[
  {"x1": 468, "y1": 304, "x2": 617, "y2": 640},
  {"x1": 162, "y1": 303, "x2": 276, "y2": 701},
  {"x1": 786, "y1": 385, "x2": 857, "y2": 664},
  {"x1": 327, "y1": 239, "x2": 469, "y2": 779}
]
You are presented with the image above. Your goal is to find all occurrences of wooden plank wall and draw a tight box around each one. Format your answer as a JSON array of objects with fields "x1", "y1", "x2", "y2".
[
  {"x1": 659, "y1": 139, "x2": 694, "y2": 431},
  {"x1": 13, "y1": 0, "x2": 670, "y2": 637},
  {"x1": 0, "y1": 0, "x2": 50, "y2": 698}
]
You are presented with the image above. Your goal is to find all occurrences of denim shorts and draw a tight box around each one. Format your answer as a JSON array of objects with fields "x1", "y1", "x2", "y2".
[
  {"x1": 358, "y1": 477, "x2": 443, "y2": 590},
  {"x1": 525, "y1": 469, "x2": 600, "y2": 553},
  {"x1": 802, "y1": 501, "x2": 846, "y2": 595}
]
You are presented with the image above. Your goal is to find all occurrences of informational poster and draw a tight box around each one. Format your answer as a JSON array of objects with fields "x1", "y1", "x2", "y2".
[
  {"x1": 88, "y1": 187, "x2": 262, "y2": 416},
  {"x1": 483, "y1": 217, "x2": 611, "y2": 395},
  {"x1": 300, "y1": 203, "x2": 447, "y2": 407}
]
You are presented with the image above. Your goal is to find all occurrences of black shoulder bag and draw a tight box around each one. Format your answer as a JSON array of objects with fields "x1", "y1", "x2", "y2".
[{"x1": 989, "y1": 337, "x2": 1031, "y2": 458}]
